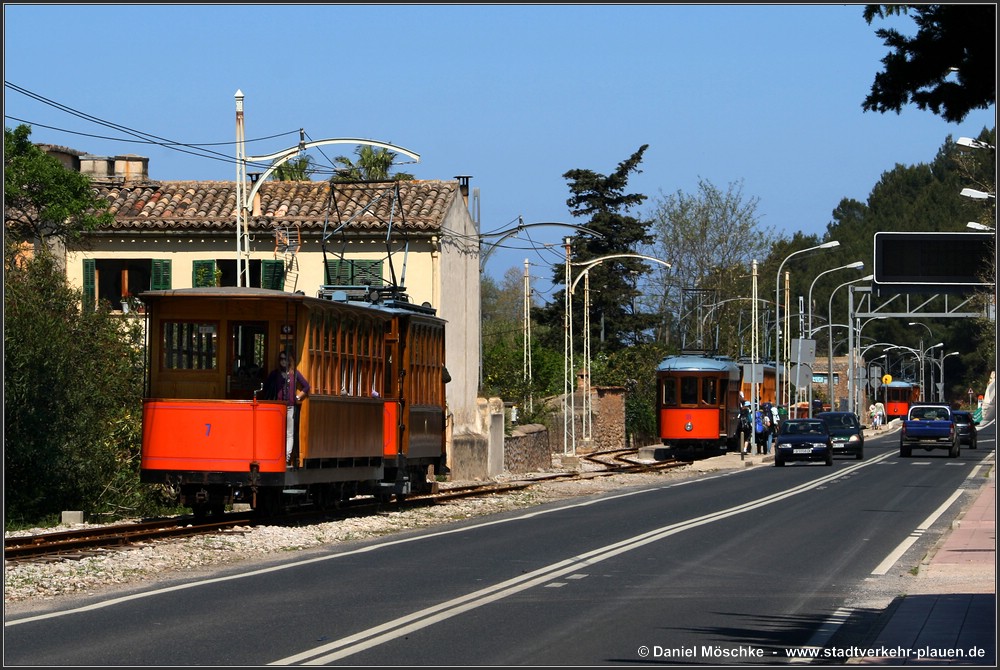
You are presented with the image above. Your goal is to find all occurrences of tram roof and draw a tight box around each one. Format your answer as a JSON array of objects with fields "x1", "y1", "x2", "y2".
[
  {"x1": 656, "y1": 355, "x2": 740, "y2": 373},
  {"x1": 138, "y1": 286, "x2": 444, "y2": 320}
]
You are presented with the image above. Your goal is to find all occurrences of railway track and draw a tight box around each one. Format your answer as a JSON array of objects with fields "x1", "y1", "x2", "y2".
[{"x1": 4, "y1": 450, "x2": 689, "y2": 563}]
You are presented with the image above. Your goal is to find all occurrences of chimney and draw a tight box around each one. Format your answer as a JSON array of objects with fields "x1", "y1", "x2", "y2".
[
  {"x1": 455, "y1": 175, "x2": 472, "y2": 206},
  {"x1": 80, "y1": 155, "x2": 114, "y2": 180},
  {"x1": 113, "y1": 155, "x2": 149, "y2": 182}
]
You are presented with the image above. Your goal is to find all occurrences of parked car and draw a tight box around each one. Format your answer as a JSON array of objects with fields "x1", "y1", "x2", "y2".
[
  {"x1": 773, "y1": 418, "x2": 834, "y2": 467},
  {"x1": 951, "y1": 410, "x2": 978, "y2": 449},
  {"x1": 816, "y1": 411, "x2": 864, "y2": 460}
]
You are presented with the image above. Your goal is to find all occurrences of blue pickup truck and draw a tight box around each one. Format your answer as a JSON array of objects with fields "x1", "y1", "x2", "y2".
[{"x1": 900, "y1": 403, "x2": 959, "y2": 458}]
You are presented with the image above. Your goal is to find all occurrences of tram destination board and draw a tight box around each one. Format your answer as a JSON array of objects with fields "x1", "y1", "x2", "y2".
[{"x1": 873, "y1": 231, "x2": 994, "y2": 293}]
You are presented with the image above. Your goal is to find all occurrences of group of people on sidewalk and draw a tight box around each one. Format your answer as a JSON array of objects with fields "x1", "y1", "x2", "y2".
[
  {"x1": 868, "y1": 401, "x2": 886, "y2": 430},
  {"x1": 739, "y1": 398, "x2": 780, "y2": 455}
]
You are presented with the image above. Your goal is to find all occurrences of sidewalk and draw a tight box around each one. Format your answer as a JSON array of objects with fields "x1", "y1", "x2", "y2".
[{"x1": 847, "y1": 446, "x2": 996, "y2": 665}]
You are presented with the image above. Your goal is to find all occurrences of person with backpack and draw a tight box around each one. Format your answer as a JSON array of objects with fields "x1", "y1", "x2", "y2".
[
  {"x1": 739, "y1": 401, "x2": 753, "y2": 454},
  {"x1": 765, "y1": 403, "x2": 779, "y2": 454},
  {"x1": 754, "y1": 405, "x2": 769, "y2": 454}
]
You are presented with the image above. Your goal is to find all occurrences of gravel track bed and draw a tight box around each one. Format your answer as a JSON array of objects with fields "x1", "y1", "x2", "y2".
[{"x1": 5, "y1": 455, "x2": 741, "y2": 605}]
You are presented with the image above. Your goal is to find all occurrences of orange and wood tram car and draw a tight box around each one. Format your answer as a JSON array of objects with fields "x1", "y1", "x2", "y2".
[
  {"x1": 656, "y1": 355, "x2": 743, "y2": 452},
  {"x1": 881, "y1": 380, "x2": 920, "y2": 421},
  {"x1": 739, "y1": 360, "x2": 778, "y2": 406},
  {"x1": 139, "y1": 286, "x2": 448, "y2": 518}
]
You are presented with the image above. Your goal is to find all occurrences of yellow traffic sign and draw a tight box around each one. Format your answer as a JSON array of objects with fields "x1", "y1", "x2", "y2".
[{"x1": 882, "y1": 374, "x2": 893, "y2": 385}]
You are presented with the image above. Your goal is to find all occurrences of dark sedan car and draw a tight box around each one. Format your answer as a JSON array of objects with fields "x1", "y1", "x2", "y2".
[
  {"x1": 774, "y1": 418, "x2": 834, "y2": 467},
  {"x1": 952, "y1": 410, "x2": 978, "y2": 449},
  {"x1": 816, "y1": 411, "x2": 864, "y2": 460}
]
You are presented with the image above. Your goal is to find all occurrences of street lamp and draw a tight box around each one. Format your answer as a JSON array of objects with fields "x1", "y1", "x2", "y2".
[
  {"x1": 957, "y1": 137, "x2": 996, "y2": 151},
  {"x1": 855, "y1": 318, "x2": 888, "y2": 409},
  {"x1": 806, "y1": 260, "x2": 864, "y2": 416},
  {"x1": 935, "y1": 351, "x2": 961, "y2": 402},
  {"x1": 922, "y1": 342, "x2": 944, "y2": 401},
  {"x1": 967, "y1": 222, "x2": 995, "y2": 231},
  {"x1": 828, "y1": 274, "x2": 873, "y2": 412},
  {"x1": 887, "y1": 342, "x2": 943, "y2": 401},
  {"x1": 960, "y1": 188, "x2": 996, "y2": 200},
  {"x1": 776, "y1": 240, "x2": 840, "y2": 408},
  {"x1": 867, "y1": 354, "x2": 887, "y2": 408},
  {"x1": 908, "y1": 321, "x2": 934, "y2": 400}
]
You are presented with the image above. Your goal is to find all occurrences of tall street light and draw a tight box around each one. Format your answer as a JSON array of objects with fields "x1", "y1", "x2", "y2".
[
  {"x1": 908, "y1": 321, "x2": 934, "y2": 400},
  {"x1": 936, "y1": 351, "x2": 961, "y2": 402},
  {"x1": 855, "y1": 318, "x2": 888, "y2": 410},
  {"x1": 806, "y1": 260, "x2": 864, "y2": 416},
  {"x1": 887, "y1": 342, "x2": 943, "y2": 400},
  {"x1": 967, "y1": 222, "x2": 995, "y2": 231},
  {"x1": 776, "y1": 240, "x2": 840, "y2": 408},
  {"x1": 828, "y1": 274, "x2": 872, "y2": 412},
  {"x1": 921, "y1": 342, "x2": 945, "y2": 401}
]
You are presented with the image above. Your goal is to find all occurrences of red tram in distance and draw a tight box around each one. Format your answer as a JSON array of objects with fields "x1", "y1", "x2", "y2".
[
  {"x1": 881, "y1": 380, "x2": 920, "y2": 421},
  {"x1": 656, "y1": 355, "x2": 743, "y2": 452},
  {"x1": 139, "y1": 286, "x2": 449, "y2": 518}
]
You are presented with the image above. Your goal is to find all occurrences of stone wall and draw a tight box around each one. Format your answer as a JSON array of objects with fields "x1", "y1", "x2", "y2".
[
  {"x1": 591, "y1": 386, "x2": 626, "y2": 451},
  {"x1": 504, "y1": 423, "x2": 550, "y2": 473}
]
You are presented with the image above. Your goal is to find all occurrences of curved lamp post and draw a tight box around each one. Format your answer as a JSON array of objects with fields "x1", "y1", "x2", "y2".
[
  {"x1": 805, "y1": 260, "x2": 863, "y2": 416},
  {"x1": 775, "y1": 241, "x2": 839, "y2": 408},
  {"x1": 563, "y1": 252, "x2": 671, "y2": 456},
  {"x1": 886, "y1": 342, "x2": 943, "y2": 400},
  {"x1": 828, "y1": 274, "x2": 872, "y2": 412},
  {"x1": 908, "y1": 322, "x2": 934, "y2": 400},
  {"x1": 935, "y1": 351, "x2": 961, "y2": 402}
]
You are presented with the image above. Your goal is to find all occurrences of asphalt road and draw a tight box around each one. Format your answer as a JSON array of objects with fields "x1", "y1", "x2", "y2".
[{"x1": 4, "y1": 424, "x2": 994, "y2": 666}]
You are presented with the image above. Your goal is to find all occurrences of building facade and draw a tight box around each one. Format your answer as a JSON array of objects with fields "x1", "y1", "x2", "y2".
[{"x1": 45, "y1": 148, "x2": 484, "y2": 456}]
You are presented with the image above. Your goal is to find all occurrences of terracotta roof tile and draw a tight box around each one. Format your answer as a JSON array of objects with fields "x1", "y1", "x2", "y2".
[{"x1": 94, "y1": 179, "x2": 458, "y2": 234}]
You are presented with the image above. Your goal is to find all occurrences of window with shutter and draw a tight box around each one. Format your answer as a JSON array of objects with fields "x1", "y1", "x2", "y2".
[
  {"x1": 82, "y1": 259, "x2": 96, "y2": 312},
  {"x1": 325, "y1": 259, "x2": 383, "y2": 287},
  {"x1": 151, "y1": 259, "x2": 172, "y2": 290},
  {"x1": 262, "y1": 260, "x2": 285, "y2": 290},
  {"x1": 192, "y1": 260, "x2": 218, "y2": 287}
]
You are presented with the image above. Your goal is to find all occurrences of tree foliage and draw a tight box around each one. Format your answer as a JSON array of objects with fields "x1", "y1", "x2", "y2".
[
  {"x1": 270, "y1": 155, "x2": 314, "y2": 181},
  {"x1": 480, "y1": 269, "x2": 562, "y2": 422},
  {"x1": 4, "y1": 124, "x2": 113, "y2": 250},
  {"x1": 862, "y1": 5, "x2": 996, "y2": 123},
  {"x1": 4, "y1": 248, "x2": 151, "y2": 525},
  {"x1": 4, "y1": 127, "x2": 167, "y2": 527},
  {"x1": 331, "y1": 145, "x2": 415, "y2": 182},
  {"x1": 816, "y1": 129, "x2": 996, "y2": 401},
  {"x1": 533, "y1": 145, "x2": 657, "y2": 353},
  {"x1": 641, "y1": 178, "x2": 777, "y2": 357}
]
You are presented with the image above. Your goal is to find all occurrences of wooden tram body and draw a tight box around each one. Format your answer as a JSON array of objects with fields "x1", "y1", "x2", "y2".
[
  {"x1": 881, "y1": 381, "x2": 920, "y2": 421},
  {"x1": 739, "y1": 361, "x2": 778, "y2": 406},
  {"x1": 656, "y1": 355, "x2": 743, "y2": 452},
  {"x1": 139, "y1": 287, "x2": 448, "y2": 517}
]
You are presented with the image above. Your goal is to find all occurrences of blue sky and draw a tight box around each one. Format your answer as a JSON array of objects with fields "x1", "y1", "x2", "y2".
[{"x1": 4, "y1": 4, "x2": 995, "y2": 301}]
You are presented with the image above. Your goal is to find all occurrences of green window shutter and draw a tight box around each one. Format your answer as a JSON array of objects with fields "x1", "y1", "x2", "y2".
[
  {"x1": 262, "y1": 260, "x2": 285, "y2": 290},
  {"x1": 151, "y1": 259, "x2": 172, "y2": 290},
  {"x1": 192, "y1": 260, "x2": 217, "y2": 287},
  {"x1": 325, "y1": 259, "x2": 383, "y2": 287},
  {"x1": 82, "y1": 259, "x2": 96, "y2": 312}
]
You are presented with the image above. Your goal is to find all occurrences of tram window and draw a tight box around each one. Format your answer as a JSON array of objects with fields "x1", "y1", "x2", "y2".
[
  {"x1": 702, "y1": 378, "x2": 717, "y2": 405},
  {"x1": 680, "y1": 377, "x2": 699, "y2": 405},
  {"x1": 661, "y1": 378, "x2": 678, "y2": 406},
  {"x1": 162, "y1": 321, "x2": 218, "y2": 370}
]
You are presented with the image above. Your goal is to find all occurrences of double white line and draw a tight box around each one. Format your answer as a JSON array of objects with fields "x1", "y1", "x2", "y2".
[{"x1": 274, "y1": 458, "x2": 883, "y2": 665}]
